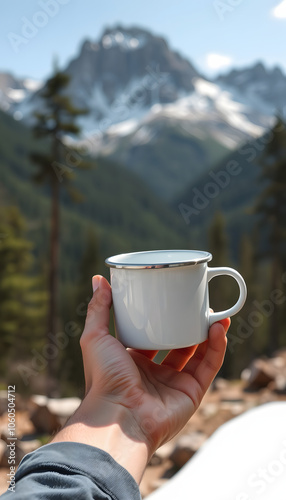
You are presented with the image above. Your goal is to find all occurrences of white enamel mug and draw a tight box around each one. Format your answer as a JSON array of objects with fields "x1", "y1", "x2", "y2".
[{"x1": 105, "y1": 250, "x2": 247, "y2": 350}]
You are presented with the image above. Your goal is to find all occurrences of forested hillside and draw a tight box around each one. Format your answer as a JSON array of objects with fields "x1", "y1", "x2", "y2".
[{"x1": 0, "y1": 110, "x2": 191, "y2": 283}]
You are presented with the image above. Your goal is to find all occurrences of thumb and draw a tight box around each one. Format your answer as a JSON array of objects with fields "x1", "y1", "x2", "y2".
[
  {"x1": 81, "y1": 275, "x2": 112, "y2": 341},
  {"x1": 80, "y1": 276, "x2": 112, "y2": 395}
]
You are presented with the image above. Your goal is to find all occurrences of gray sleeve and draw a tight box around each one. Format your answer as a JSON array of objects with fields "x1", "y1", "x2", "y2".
[{"x1": 2, "y1": 442, "x2": 142, "y2": 499}]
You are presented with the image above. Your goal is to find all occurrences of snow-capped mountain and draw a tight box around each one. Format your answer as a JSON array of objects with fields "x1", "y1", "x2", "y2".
[
  {"x1": 0, "y1": 72, "x2": 42, "y2": 119},
  {"x1": 1, "y1": 26, "x2": 200, "y2": 133},
  {"x1": 0, "y1": 25, "x2": 284, "y2": 151},
  {"x1": 87, "y1": 76, "x2": 270, "y2": 157},
  {"x1": 216, "y1": 62, "x2": 286, "y2": 117},
  {"x1": 66, "y1": 25, "x2": 199, "y2": 107}
]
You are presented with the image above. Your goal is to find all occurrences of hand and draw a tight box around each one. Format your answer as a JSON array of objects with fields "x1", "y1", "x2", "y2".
[{"x1": 53, "y1": 275, "x2": 230, "y2": 483}]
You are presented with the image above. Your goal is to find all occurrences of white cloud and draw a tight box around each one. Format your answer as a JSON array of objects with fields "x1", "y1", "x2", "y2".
[
  {"x1": 272, "y1": 0, "x2": 286, "y2": 18},
  {"x1": 206, "y1": 53, "x2": 233, "y2": 70}
]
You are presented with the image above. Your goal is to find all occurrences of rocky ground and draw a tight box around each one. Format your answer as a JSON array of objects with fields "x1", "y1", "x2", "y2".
[{"x1": 1, "y1": 350, "x2": 286, "y2": 497}]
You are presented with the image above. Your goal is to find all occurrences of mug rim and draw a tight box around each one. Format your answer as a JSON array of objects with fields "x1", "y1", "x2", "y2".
[{"x1": 105, "y1": 249, "x2": 212, "y2": 270}]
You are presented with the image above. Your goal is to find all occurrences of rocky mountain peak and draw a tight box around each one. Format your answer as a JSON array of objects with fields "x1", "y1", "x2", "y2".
[
  {"x1": 65, "y1": 25, "x2": 200, "y2": 114},
  {"x1": 215, "y1": 61, "x2": 286, "y2": 112},
  {"x1": 0, "y1": 26, "x2": 284, "y2": 140}
]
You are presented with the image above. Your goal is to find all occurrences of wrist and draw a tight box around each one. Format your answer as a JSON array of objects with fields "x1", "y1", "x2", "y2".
[{"x1": 51, "y1": 393, "x2": 152, "y2": 484}]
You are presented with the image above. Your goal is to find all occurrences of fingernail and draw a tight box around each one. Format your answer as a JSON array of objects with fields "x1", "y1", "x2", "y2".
[{"x1": 92, "y1": 276, "x2": 100, "y2": 292}]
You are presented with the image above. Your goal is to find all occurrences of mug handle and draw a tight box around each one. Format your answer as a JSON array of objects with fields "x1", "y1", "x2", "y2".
[{"x1": 208, "y1": 267, "x2": 247, "y2": 326}]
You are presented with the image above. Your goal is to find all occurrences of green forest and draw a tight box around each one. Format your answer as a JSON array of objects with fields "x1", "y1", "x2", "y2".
[{"x1": 0, "y1": 70, "x2": 285, "y2": 397}]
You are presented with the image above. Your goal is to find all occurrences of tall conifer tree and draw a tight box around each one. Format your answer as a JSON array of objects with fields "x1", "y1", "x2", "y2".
[
  {"x1": 30, "y1": 66, "x2": 88, "y2": 389},
  {"x1": 255, "y1": 117, "x2": 286, "y2": 352}
]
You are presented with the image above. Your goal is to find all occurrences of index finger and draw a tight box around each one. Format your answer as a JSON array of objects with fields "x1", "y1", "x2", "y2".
[{"x1": 182, "y1": 321, "x2": 228, "y2": 397}]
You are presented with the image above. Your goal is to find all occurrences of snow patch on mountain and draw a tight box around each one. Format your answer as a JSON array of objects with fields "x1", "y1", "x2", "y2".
[
  {"x1": 0, "y1": 28, "x2": 282, "y2": 157},
  {"x1": 76, "y1": 74, "x2": 165, "y2": 135},
  {"x1": 23, "y1": 79, "x2": 43, "y2": 92},
  {"x1": 107, "y1": 119, "x2": 139, "y2": 137},
  {"x1": 5, "y1": 88, "x2": 26, "y2": 102},
  {"x1": 0, "y1": 74, "x2": 43, "y2": 116},
  {"x1": 101, "y1": 30, "x2": 147, "y2": 51},
  {"x1": 216, "y1": 62, "x2": 286, "y2": 119},
  {"x1": 76, "y1": 74, "x2": 270, "y2": 159}
]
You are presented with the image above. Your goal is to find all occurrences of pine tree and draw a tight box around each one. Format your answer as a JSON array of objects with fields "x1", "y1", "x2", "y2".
[
  {"x1": 60, "y1": 228, "x2": 99, "y2": 395},
  {"x1": 208, "y1": 211, "x2": 238, "y2": 377},
  {"x1": 208, "y1": 211, "x2": 232, "y2": 312},
  {"x1": 30, "y1": 66, "x2": 89, "y2": 390},
  {"x1": 0, "y1": 207, "x2": 47, "y2": 375},
  {"x1": 230, "y1": 234, "x2": 259, "y2": 376},
  {"x1": 255, "y1": 117, "x2": 286, "y2": 352},
  {"x1": 208, "y1": 212, "x2": 228, "y2": 266}
]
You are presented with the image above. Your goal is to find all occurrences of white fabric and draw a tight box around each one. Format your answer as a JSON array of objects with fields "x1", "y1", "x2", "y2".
[{"x1": 146, "y1": 402, "x2": 286, "y2": 500}]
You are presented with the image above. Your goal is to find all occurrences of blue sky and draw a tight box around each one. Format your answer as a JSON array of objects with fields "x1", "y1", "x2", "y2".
[{"x1": 0, "y1": 0, "x2": 285, "y2": 81}]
